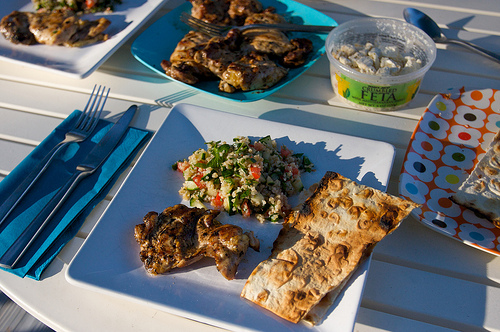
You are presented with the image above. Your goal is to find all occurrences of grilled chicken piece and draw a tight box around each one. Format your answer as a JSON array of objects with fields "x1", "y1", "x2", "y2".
[
  {"x1": 0, "y1": 9, "x2": 110, "y2": 47},
  {"x1": 240, "y1": 11, "x2": 297, "y2": 57},
  {"x1": 169, "y1": 30, "x2": 212, "y2": 62},
  {"x1": 29, "y1": 9, "x2": 110, "y2": 46},
  {"x1": 189, "y1": 0, "x2": 264, "y2": 25},
  {"x1": 65, "y1": 16, "x2": 110, "y2": 47},
  {"x1": 192, "y1": 29, "x2": 288, "y2": 92},
  {"x1": 244, "y1": 29, "x2": 295, "y2": 56},
  {"x1": 243, "y1": 11, "x2": 286, "y2": 25},
  {"x1": 28, "y1": 10, "x2": 79, "y2": 45},
  {"x1": 189, "y1": 0, "x2": 232, "y2": 25},
  {"x1": 134, "y1": 204, "x2": 260, "y2": 280},
  {"x1": 161, "y1": 31, "x2": 216, "y2": 84},
  {"x1": 0, "y1": 11, "x2": 37, "y2": 45},
  {"x1": 161, "y1": 60, "x2": 215, "y2": 85},
  {"x1": 220, "y1": 52, "x2": 287, "y2": 92},
  {"x1": 228, "y1": 0, "x2": 263, "y2": 25},
  {"x1": 282, "y1": 38, "x2": 314, "y2": 68},
  {"x1": 193, "y1": 29, "x2": 243, "y2": 78}
]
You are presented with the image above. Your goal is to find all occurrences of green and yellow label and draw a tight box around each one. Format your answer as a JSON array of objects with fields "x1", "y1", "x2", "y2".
[{"x1": 335, "y1": 73, "x2": 421, "y2": 109}]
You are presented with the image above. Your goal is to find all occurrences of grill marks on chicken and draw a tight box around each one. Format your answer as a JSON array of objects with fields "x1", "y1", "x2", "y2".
[
  {"x1": 162, "y1": 0, "x2": 313, "y2": 92},
  {"x1": 134, "y1": 204, "x2": 260, "y2": 280},
  {"x1": 161, "y1": 31, "x2": 216, "y2": 84},
  {"x1": 0, "y1": 9, "x2": 110, "y2": 47},
  {"x1": 0, "y1": 11, "x2": 36, "y2": 45},
  {"x1": 245, "y1": 30, "x2": 294, "y2": 56},
  {"x1": 193, "y1": 30, "x2": 242, "y2": 78},
  {"x1": 283, "y1": 38, "x2": 313, "y2": 68},
  {"x1": 190, "y1": 0, "x2": 231, "y2": 25},
  {"x1": 220, "y1": 52, "x2": 288, "y2": 92},
  {"x1": 228, "y1": 0, "x2": 264, "y2": 25},
  {"x1": 190, "y1": 0, "x2": 264, "y2": 26}
]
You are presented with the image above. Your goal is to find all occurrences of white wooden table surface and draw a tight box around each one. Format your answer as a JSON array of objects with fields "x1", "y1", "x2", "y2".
[{"x1": 1, "y1": 0, "x2": 500, "y2": 331}]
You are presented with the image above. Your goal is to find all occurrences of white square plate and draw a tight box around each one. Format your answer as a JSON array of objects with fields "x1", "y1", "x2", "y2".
[
  {"x1": 0, "y1": 0, "x2": 167, "y2": 78},
  {"x1": 66, "y1": 104, "x2": 396, "y2": 331}
]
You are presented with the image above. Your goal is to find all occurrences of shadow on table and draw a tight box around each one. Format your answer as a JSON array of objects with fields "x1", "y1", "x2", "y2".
[
  {"x1": 258, "y1": 107, "x2": 411, "y2": 149},
  {"x1": 444, "y1": 16, "x2": 500, "y2": 54}
]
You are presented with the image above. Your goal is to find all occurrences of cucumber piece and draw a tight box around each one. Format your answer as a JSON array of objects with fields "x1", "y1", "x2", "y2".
[
  {"x1": 189, "y1": 198, "x2": 206, "y2": 209},
  {"x1": 292, "y1": 178, "x2": 304, "y2": 192},
  {"x1": 250, "y1": 191, "x2": 265, "y2": 206},
  {"x1": 185, "y1": 181, "x2": 198, "y2": 191}
]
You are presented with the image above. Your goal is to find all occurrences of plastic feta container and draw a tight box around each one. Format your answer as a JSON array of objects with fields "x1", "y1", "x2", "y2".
[{"x1": 326, "y1": 18, "x2": 436, "y2": 111}]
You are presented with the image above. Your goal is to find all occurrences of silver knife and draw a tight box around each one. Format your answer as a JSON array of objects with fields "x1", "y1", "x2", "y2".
[{"x1": 0, "y1": 105, "x2": 138, "y2": 269}]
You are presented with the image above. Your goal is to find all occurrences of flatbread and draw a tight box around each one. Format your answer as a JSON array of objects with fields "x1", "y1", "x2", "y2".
[
  {"x1": 240, "y1": 171, "x2": 418, "y2": 325},
  {"x1": 450, "y1": 131, "x2": 500, "y2": 228}
]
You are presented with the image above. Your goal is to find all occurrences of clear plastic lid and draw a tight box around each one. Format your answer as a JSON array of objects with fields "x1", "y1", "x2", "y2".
[{"x1": 326, "y1": 18, "x2": 437, "y2": 84}]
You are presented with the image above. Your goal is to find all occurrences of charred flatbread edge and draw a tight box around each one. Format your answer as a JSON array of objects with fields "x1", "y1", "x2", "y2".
[{"x1": 240, "y1": 171, "x2": 419, "y2": 325}]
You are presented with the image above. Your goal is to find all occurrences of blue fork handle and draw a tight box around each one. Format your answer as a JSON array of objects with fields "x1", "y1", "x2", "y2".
[
  {"x1": 242, "y1": 23, "x2": 334, "y2": 33},
  {"x1": 0, "y1": 141, "x2": 69, "y2": 228},
  {"x1": 0, "y1": 169, "x2": 90, "y2": 269}
]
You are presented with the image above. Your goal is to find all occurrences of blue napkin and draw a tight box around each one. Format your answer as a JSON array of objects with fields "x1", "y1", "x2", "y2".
[{"x1": 0, "y1": 110, "x2": 152, "y2": 279}]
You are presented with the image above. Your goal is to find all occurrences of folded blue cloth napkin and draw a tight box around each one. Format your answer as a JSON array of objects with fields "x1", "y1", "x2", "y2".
[{"x1": 0, "y1": 110, "x2": 152, "y2": 279}]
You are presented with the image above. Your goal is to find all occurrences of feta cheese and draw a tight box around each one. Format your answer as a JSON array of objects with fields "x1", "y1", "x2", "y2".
[
  {"x1": 368, "y1": 47, "x2": 381, "y2": 68},
  {"x1": 332, "y1": 41, "x2": 422, "y2": 76},
  {"x1": 380, "y1": 44, "x2": 402, "y2": 61},
  {"x1": 339, "y1": 44, "x2": 357, "y2": 56},
  {"x1": 338, "y1": 55, "x2": 352, "y2": 67},
  {"x1": 349, "y1": 53, "x2": 376, "y2": 74},
  {"x1": 400, "y1": 56, "x2": 423, "y2": 75}
]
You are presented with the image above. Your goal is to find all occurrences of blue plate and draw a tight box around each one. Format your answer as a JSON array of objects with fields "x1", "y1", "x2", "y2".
[{"x1": 131, "y1": 0, "x2": 337, "y2": 102}]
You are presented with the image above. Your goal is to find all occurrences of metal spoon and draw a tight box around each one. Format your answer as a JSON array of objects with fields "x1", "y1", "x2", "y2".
[{"x1": 403, "y1": 7, "x2": 500, "y2": 64}]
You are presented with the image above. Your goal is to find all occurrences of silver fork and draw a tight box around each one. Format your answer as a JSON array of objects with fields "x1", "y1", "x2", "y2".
[
  {"x1": 0, "y1": 85, "x2": 110, "y2": 227},
  {"x1": 180, "y1": 12, "x2": 333, "y2": 37}
]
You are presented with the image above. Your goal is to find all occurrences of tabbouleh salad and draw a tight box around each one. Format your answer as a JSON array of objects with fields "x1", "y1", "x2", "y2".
[
  {"x1": 32, "y1": 0, "x2": 122, "y2": 13},
  {"x1": 173, "y1": 136, "x2": 314, "y2": 222}
]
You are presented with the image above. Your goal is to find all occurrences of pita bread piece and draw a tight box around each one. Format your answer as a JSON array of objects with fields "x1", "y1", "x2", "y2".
[
  {"x1": 450, "y1": 131, "x2": 500, "y2": 228},
  {"x1": 241, "y1": 171, "x2": 418, "y2": 324}
]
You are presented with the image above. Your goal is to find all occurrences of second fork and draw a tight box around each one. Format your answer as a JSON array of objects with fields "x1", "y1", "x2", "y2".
[{"x1": 180, "y1": 12, "x2": 334, "y2": 37}]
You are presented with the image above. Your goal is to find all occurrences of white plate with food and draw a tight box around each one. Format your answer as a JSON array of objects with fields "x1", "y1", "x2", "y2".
[
  {"x1": 66, "y1": 103, "x2": 396, "y2": 331},
  {"x1": 0, "y1": 0, "x2": 167, "y2": 78}
]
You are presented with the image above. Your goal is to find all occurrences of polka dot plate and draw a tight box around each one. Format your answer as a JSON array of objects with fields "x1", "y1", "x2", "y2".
[{"x1": 399, "y1": 87, "x2": 500, "y2": 255}]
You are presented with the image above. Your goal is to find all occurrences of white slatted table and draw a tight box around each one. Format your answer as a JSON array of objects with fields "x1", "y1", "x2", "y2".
[{"x1": 0, "y1": 0, "x2": 500, "y2": 331}]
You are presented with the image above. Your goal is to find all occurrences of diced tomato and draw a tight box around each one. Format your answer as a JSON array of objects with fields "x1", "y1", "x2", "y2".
[
  {"x1": 280, "y1": 146, "x2": 292, "y2": 158},
  {"x1": 253, "y1": 142, "x2": 265, "y2": 151},
  {"x1": 177, "y1": 161, "x2": 189, "y2": 172},
  {"x1": 212, "y1": 192, "x2": 224, "y2": 208},
  {"x1": 250, "y1": 166, "x2": 261, "y2": 180},
  {"x1": 291, "y1": 167, "x2": 299, "y2": 176},
  {"x1": 192, "y1": 174, "x2": 206, "y2": 189},
  {"x1": 241, "y1": 201, "x2": 251, "y2": 217},
  {"x1": 85, "y1": 0, "x2": 97, "y2": 9}
]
